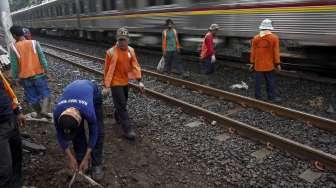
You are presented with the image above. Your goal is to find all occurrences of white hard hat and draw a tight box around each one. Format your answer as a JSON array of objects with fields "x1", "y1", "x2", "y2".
[
  {"x1": 259, "y1": 19, "x2": 274, "y2": 30},
  {"x1": 209, "y1": 24, "x2": 220, "y2": 31},
  {"x1": 116, "y1": 27, "x2": 129, "y2": 40}
]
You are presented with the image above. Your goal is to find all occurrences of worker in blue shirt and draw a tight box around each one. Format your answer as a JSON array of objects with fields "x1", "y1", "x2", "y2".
[{"x1": 53, "y1": 80, "x2": 104, "y2": 180}]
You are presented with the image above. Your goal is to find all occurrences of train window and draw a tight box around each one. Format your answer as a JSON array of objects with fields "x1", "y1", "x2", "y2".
[
  {"x1": 102, "y1": 0, "x2": 107, "y2": 11},
  {"x1": 147, "y1": 0, "x2": 173, "y2": 6},
  {"x1": 56, "y1": 6, "x2": 59, "y2": 16},
  {"x1": 163, "y1": 0, "x2": 173, "y2": 5},
  {"x1": 79, "y1": 1, "x2": 85, "y2": 14},
  {"x1": 89, "y1": 0, "x2": 96, "y2": 12},
  {"x1": 110, "y1": 0, "x2": 116, "y2": 10},
  {"x1": 72, "y1": 2, "x2": 76, "y2": 15},
  {"x1": 148, "y1": 0, "x2": 156, "y2": 6},
  {"x1": 50, "y1": 7, "x2": 54, "y2": 17},
  {"x1": 64, "y1": 4, "x2": 70, "y2": 15},
  {"x1": 124, "y1": 0, "x2": 137, "y2": 9}
]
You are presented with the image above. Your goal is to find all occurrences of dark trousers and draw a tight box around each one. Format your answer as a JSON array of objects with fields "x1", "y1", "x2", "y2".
[
  {"x1": 73, "y1": 84, "x2": 104, "y2": 167},
  {"x1": 0, "y1": 116, "x2": 22, "y2": 188},
  {"x1": 164, "y1": 51, "x2": 183, "y2": 74},
  {"x1": 255, "y1": 71, "x2": 277, "y2": 99},
  {"x1": 111, "y1": 86, "x2": 131, "y2": 132},
  {"x1": 200, "y1": 57, "x2": 214, "y2": 74}
]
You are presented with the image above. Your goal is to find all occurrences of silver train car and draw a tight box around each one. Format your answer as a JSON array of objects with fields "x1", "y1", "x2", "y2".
[{"x1": 11, "y1": 0, "x2": 336, "y2": 69}]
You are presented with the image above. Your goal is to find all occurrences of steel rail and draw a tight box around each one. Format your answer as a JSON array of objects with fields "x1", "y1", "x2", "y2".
[
  {"x1": 41, "y1": 43, "x2": 336, "y2": 134},
  {"x1": 45, "y1": 49, "x2": 336, "y2": 169}
]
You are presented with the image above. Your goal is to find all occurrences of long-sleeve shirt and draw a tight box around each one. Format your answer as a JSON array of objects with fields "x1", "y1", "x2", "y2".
[
  {"x1": 53, "y1": 80, "x2": 98, "y2": 150},
  {"x1": 250, "y1": 32, "x2": 280, "y2": 72},
  {"x1": 10, "y1": 40, "x2": 48, "y2": 80}
]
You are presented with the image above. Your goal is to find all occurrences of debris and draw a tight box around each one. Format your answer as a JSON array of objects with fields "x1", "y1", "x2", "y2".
[
  {"x1": 22, "y1": 139, "x2": 46, "y2": 153},
  {"x1": 230, "y1": 81, "x2": 248, "y2": 90}
]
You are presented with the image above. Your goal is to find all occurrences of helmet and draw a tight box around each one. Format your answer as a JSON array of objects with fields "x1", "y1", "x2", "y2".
[
  {"x1": 259, "y1": 19, "x2": 274, "y2": 30},
  {"x1": 209, "y1": 24, "x2": 220, "y2": 31},
  {"x1": 116, "y1": 27, "x2": 129, "y2": 40}
]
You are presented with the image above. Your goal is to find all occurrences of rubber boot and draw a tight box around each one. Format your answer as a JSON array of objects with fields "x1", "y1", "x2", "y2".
[{"x1": 41, "y1": 97, "x2": 52, "y2": 119}]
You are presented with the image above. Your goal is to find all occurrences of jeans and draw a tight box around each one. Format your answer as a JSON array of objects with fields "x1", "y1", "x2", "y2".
[
  {"x1": 164, "y1": 51, "x2": 183, "y2": 74},
  {"x1": 255, "y1": 71, "x2": 277, "y2": 99},
  {"x1": 20, "y1": 75, "x2": 50, "y2": 105},
  {"x1": 0, "y1": 116, "x2": 22, "y2": 188},
  {"x1": 73, "y1": 84, "x2": 104, "y2": 167},
  {"x1": 111, "y1": 86, "x2": 131, "y2": 132},
  {"x1": 200, "y1": 57, "x2": 214, "y2": 74}
]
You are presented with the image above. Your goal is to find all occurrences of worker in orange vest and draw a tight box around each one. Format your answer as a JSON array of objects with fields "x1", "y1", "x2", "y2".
[
  {"x1": 200, "y1": 24, "x2": 219, "y2": 74},
  {"x1": 0, "y1": 67, "x2": 26, "y2": 188},
  {"x1": 102, "y1": 27, "x2": 144, "y2": 140},
  {"x1": 250, "y1": 19, "x2": 281, "y2": 102},
  {"x1": 162, "y1": 19, "x2": 182, "y2": 74},
  {"x1": 9, "y1": 26, "x2": 51, "y2": 117}
]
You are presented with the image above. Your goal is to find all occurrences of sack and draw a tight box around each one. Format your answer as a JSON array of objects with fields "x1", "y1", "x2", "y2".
[{"x1": 157, "y1": 56, "x2": 165, "y2": 72}]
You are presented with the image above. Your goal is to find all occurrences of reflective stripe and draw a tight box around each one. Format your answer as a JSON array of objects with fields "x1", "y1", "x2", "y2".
[
  {"x1": 32, "y1": 40, "x2": 37, "y2": 54},
  {"x1": 10, "y1": 43, "x2": 20, "y2": 59}
]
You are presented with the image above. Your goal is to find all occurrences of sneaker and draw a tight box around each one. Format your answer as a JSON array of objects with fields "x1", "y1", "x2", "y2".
[
  {"x1": 92, "y1": 165, "x2": 104, "y2": 181},
  {"x1": 123, "y1": 127, "x2": 136, "y2": 140}
]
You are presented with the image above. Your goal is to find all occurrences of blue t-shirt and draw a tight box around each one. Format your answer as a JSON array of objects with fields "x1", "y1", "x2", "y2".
[{"x1": 53, "y1": 80, "x2": 98, "y2": 150}]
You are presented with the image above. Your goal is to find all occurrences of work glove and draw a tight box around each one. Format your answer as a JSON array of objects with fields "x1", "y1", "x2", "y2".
[
  {"x1": 211, "y1": 55, "x2": 216, "y2": 63},
  {"x1": 102, "y1": 87, "x2": 110, "y2": 97},
  {"x1": 139, "y1": 82, "x2": 145, "y2": 94}
]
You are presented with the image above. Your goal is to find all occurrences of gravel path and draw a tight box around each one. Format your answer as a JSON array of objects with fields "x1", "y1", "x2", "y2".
[
  {"x1": 43, "y1": 44, "x2": 336, "y2": 156},
  {"x1": 19, "y1": 47, "x2": 336, "y2": 187}
]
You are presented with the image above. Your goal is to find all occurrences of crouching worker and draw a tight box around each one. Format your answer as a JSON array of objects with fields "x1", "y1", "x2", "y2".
[
  {"x1": 0, "y1": 69, "x2": 26, "y2": 188},
  {"x1": 53, "y1": 80, "x2": 104, "y2": 180},
  {"x1": 102, "y1": 27, "x2": 144, "y2": 140},
  {"x1": 9, "y1": 26, "x2": 51, "y2": 118}
]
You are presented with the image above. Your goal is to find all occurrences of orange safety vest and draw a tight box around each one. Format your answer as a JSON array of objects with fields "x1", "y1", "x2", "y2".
[
  {"x1": 104, "y1": 45, "x2": 142, "y2": 87},
  {"x1": 250, "y1": 33, "x2": 281, "y2": 72},
  {"x1": 0, "y1": 70, "x2": 19, "y2": 109},
  {"x1": 162, "y1": 29, "x2": 181, "y2": 52},
  {"x1": 11, "y1": 40, "x2": 45, "y2": 79}
]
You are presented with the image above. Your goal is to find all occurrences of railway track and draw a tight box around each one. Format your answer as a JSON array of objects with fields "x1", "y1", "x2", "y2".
[
  {"x1": 42, "y1": 43, "x2": 336, "y2": 171},
  {"x1": 37, "y1": 36, "x2": 336, "y2": 84}
]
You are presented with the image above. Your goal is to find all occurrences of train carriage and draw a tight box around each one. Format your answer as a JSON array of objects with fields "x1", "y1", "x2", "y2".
[{"x1": 11, "y1": 0, "x2": 336, "y2": 72}]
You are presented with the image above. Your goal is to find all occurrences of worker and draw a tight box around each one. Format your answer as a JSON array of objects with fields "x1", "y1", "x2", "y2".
[
  {"x1": 200, "y1": 24, "x2": 219, "y2": 74},
  {"x1": 162, "y1": 19, "x2": 182, "y2": 74},
  {"x1": 53, "y1": 80, "x2": 104, "y2": 180},
  {"x1": 9, "y1": 26, "x2": 51, "y2": 118},
  {"x1": 0, "y1": 68, "x2": 26, "y2": 188},
  {"x1": 23, "y1": 28, "x2": 32, "y2": 40},
  {"x1": 102, "y1": 27, "x2": 144, "y2": 140},
  {"x1": 250, "y1": 19, "x2": 282, "y2": 102}
]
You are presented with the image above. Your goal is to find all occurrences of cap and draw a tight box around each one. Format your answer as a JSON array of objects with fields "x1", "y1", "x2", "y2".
[
  {"x1": 116, "y1": 27, "x2": 129, "y2": 40},
  {"x1": 209, "y1": 24, "x2": 220, "y2": 31}
]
